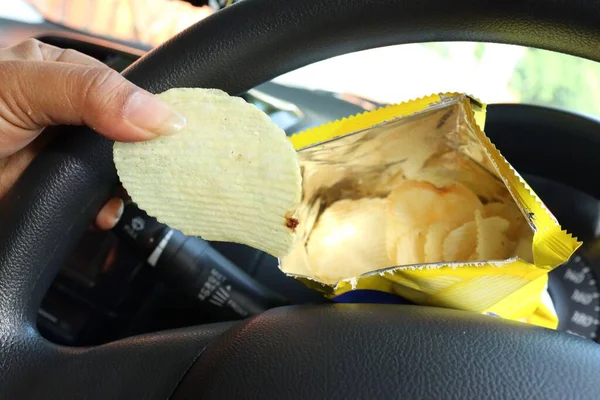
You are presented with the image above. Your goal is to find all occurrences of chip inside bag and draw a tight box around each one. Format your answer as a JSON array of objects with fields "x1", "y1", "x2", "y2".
[{"x1": 280, "y1": 93, "x2": 581, "y2": 329}]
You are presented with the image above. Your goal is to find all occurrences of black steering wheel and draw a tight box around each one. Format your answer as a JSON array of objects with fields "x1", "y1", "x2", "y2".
[{"x1": 2, "y1": 0, "x2": 600, "y2": 398}]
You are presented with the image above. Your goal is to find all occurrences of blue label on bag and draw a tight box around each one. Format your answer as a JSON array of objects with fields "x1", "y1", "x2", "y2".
[{"x1": 332, "y1": 290, "x2": 413, "y2": 305}]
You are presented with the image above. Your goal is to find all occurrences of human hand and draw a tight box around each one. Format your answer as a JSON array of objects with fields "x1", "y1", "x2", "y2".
[{"x1": 0, "y1": 39, "x2": 186, "y2": 229}]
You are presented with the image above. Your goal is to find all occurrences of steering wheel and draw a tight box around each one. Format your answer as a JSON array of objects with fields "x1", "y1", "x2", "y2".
[{"x1": 2, "y1": 0, "x2": 600, "y2": 398}]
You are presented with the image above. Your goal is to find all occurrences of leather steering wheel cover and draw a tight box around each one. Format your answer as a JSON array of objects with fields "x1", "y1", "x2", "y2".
[
  {"x1": 2, "y1": 0, "x2": 600, "y2": 398},
  {"x1": 174, "y1": 305, "x2": 600, "y2": 399}
]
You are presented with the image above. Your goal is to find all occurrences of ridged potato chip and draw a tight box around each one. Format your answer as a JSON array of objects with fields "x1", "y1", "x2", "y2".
[
  {"x1": 474, "y1": 210, "x2": 514, "y2": 260},
  {"x1": 423, "y1": 155, "x2": 509, "y2": 202},
  {"x1": 306, "y1": 198, "x2": 392, "y2": 283},
  {"x1": 394, "y1": 229, "x2": 427, "y2": 266},
  {"x1": 482, "y1": 201, "x2": 526, "y2": 241},
  {"x1": 424, "y1": 221, "x2": 454, "y2": 263},
  {"x1": 443, "y1": 220, "x2": 477, "y2": 262},
  {"x1": 113, "y1": 88, "x2": 302, "y2": 258},
  {"x1": 386, "y1": 180, "x2": 483, "y2": 261}
]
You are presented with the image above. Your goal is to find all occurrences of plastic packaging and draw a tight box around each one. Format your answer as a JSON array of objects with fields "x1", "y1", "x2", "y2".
[{"x1": 280, "y1": 93, "x2": 581, "y2": 328}]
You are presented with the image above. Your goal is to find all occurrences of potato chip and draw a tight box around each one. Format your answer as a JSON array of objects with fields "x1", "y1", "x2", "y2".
[
  {"x1": 410, "y1": 168, "x2": 458, "y2": 190},
  {"x1": 423, "y1": 154, "x2": 509, "y2": 203},
  {"x1": 279, "y1": 237, "x2": 313, "y2": 277},
  {"x1": 113, "y1": 88, "x2": 302, "y2": 258},
  {"x1": 482, "y1": 201, "x2": 527, "y2": 241},
  {"x1": 443, "y1": 220, "x2": 477, "y2": 262},
  {"x1": 306, "y1": 198, "x2": 392, "y2": 284},
  {"x1": 474, "y1": 210, "x2": 515, "y2": 261},
  {"x1": 386, "y1": 180, "x2": 482, "y2": 260},
  {"x1": 394, "y1": 229, "x2": 427, "y2": 266},
  {"x1": 424, "y1": 221, "x2": 455, "y2": 263},
  {"x1": 295, "y1": 199, "x2": 322, "y2": 243}
]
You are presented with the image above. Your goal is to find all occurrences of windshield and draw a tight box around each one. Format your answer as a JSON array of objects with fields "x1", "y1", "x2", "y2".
[
  {"x1": 4, "y1": 1, "x2": 600, "y2": 119},
  {"x1": 273, "y1": 42, "x2": 600, "y2": 119}
]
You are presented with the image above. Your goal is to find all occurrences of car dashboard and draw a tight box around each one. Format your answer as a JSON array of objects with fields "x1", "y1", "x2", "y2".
[{"x1": 1, "y1": 18, "x2": 600, "y2": 346}]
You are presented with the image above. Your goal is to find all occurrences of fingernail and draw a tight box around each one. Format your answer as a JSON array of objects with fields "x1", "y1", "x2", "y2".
[
  {"x1": 96, "y1": 198, "x2": 124, "y2": 231},
  {"x1": 125, "y1": 91, "x2": 186, "y2": 136},
  {"x1": 114, "y1": 199, "x2": 124, "y2": 223}
]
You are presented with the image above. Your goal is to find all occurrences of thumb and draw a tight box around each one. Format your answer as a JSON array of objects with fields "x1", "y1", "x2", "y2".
[{"x1": 0, "y1": 60, "x2": 186, "y2": 144}]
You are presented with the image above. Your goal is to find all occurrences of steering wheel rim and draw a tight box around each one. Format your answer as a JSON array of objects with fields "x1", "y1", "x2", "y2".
[{"x1": 2, "y1": 0, "x2": 600, "y2": 398}]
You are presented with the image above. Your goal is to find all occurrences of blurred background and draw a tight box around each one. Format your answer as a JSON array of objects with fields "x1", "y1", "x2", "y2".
[{"x1": 2, "y1": 0, "x2": 600, "y2": 120}]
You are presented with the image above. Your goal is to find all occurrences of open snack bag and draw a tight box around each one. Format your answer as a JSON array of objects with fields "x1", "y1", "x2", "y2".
[{"x1": 280, "y1": 93, "x2": 581, "y2": 329}]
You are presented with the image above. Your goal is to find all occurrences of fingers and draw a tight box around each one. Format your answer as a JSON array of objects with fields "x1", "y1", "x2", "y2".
[
  {"x1": 42, "y1": 45, "x2": 106, "y2": 67},
  {"x1": 95, "y1": 197, "x2": 124, "y2": 230},
  {"x1": 0, "y1": 38, "x2": 104, "y2": 67},
  {"x1": 0, "y1": 60, "x2": 186, "y2": 145}
]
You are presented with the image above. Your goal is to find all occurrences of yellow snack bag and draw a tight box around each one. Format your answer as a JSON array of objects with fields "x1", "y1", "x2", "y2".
[{"x1": 280, "y1": 93, "x2": 581, "y2": 328}]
